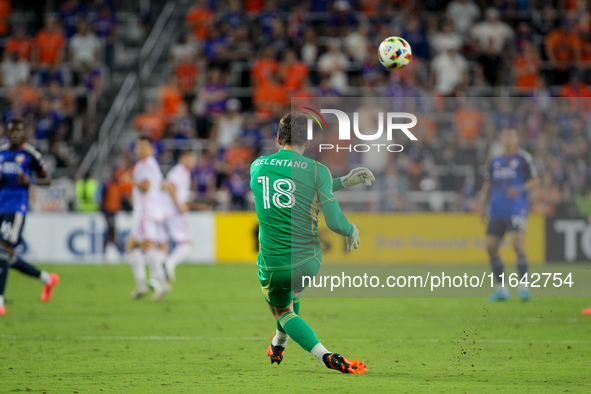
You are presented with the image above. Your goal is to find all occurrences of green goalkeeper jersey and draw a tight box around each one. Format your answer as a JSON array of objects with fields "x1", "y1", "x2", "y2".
[{"x1": 250, "y1": 149, "x2": 354, "y2": 272}]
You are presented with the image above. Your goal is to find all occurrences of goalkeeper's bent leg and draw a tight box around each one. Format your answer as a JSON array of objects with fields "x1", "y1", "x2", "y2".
[
  {"x1": 278, "y1": 312, "x2": 329, "y2": 363},
  {"x1": 275, "y1": 294, "x2": 300, "y2": 334}
]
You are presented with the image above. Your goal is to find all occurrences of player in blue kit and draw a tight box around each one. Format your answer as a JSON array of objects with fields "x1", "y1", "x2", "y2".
[
  {"x1": 479, "y1": 128, "x2": 540, "y2": 301},
  {"x1": 0, "y1": 119, "x2": 59, "y2": 316}
]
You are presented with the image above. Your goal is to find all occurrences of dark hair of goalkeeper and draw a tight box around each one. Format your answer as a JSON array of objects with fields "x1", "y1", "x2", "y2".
[{"x1": 278, "y1": 113, "x2": 308, "y2": 147}]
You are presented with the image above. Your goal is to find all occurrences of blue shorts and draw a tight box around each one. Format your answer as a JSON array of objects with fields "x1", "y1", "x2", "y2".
[
  {"x1": 0, "y1": 212, "x2": 26, "y2": 247},
  {"x1": 486, "y1": 216, "x2": 527, "y2": 238}
]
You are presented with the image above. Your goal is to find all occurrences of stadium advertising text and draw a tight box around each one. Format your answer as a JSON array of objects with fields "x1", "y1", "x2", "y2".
[
  {"x1": 546, "y1": 218, "x2": 591, "y2": 262},
  {"x1": 19, "y1": 213, "x2": 215, "y2": 263},
  {"x1": 215, "y1": 212, "x2": 545, "y2": 264}
]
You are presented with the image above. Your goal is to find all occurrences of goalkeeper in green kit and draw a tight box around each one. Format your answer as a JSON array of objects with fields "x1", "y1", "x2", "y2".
[{"x1": 250, "y1": 112, "x2": 374, "y2": 374}]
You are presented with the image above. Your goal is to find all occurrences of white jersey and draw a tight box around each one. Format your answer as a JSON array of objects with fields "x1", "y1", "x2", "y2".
[
  {"x1": 162, "y1": 163, "x2": 192, "y2": 218},
  {"x1": 132, "y1": 156, "x2": 164, "y2": 221}
]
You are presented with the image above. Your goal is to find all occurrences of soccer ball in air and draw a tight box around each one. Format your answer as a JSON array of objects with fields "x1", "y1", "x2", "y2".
[{"x1": 378, "y1": 36, "x2": 412, "y2": 70}]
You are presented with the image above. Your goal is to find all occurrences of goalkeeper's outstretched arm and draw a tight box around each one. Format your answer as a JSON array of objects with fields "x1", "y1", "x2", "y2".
[{"x1": 332, "y1": 167, "x2": 375, "y2": 192}]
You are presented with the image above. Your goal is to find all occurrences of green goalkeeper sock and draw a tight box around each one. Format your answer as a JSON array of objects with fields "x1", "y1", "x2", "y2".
[
  {"x1": 276, "y1": 296, "x2": 301, "y2": 333},
  {"x1": 278, "y1": 312, "x2": 319, "y2": 353},
  {"x1": 293, "y1": 295, "x2": 300, "y2": 315}
]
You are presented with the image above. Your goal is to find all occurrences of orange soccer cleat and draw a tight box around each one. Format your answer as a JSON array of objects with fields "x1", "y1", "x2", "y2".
[
  {"x1": 582, "y1": 308, "x2": 591, "y2": 316},
  {"x1": 41, "y1": 273, "x2": 59, "y2": 303},
  {"x1": 267, "y1": 344, "x2": 285, "y2": 365},
  {"x1": 0, "y1": 305, "x2": 5, "y2": 316},
  {"x1": 323, "y1": 353, "x2": 367, "y2": 374}
]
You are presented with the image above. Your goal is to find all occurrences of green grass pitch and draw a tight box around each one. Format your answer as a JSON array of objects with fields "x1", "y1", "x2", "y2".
[{"x1": 0, "y1": 264, "x2": 590, "y2": 393}]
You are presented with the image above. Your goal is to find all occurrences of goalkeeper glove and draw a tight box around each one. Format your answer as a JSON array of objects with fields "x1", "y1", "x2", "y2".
[
  {"x1": 346, "y1": 224, "x2": 361, "y2": 252},
  {"x1": 341, "y1": 167, "x2": 375, "y2": 188}
]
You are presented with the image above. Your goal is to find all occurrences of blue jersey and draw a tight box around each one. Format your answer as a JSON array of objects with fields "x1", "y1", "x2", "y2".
[
  {"x1": 486, "y1": 149, "x2": 537, "y2": 219},
  {"x1": 0, "y1": 143, "x2": 48, "y2": 214}
]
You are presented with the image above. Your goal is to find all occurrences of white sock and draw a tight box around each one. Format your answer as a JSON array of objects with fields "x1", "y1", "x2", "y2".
[
  {"x1": 157, "y1": 249, "x2": 168, "y2": 289},
  {"x1": 39, "y1": 271, "x2": 51, "y2": 285},
  {"x1": 0, "y1": 295, "x2": 4, "y2": 307},
  {"x1": 311, "y1": 343, "x2": 330, "y2": 366},
  {"x1": 129, "y1": 248, "x2": 147, "y2": 291},
  {"x1": 166, "y1": 243, "x2": 192, "y2": 269},
  {"x1": 272, "y1": 330, "x2": 289, "y2": 347},
  {"x1": 146, "y1": 248, "x2": 166, "y2": 292}
]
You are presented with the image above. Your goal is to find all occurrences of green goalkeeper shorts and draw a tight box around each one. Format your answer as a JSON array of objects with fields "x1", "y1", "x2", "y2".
[{"x1": 258, "y1": 260, "x2": 321, "y2": 308}]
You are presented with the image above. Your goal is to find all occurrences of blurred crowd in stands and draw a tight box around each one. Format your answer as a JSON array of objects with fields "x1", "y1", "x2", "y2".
[
  {"x1": 0, "y1": 0, "x2": 134, "y2": 180},
  {"x1": 122, "y1": 0, "x2": 591, "y2": 216}
]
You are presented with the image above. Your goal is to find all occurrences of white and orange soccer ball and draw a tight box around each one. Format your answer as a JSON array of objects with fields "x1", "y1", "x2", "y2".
[{"x1": 378, "y1": 36, "x2": 412, "y2": 70}]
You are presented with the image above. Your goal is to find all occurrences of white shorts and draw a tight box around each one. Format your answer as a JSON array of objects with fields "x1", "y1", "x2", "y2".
[
  {"x1": 162, "y1": 214, "x2": 192, "y2": 244},
  {"x1": 131, "y1": 215, "x2": 164, "y2": 243}
]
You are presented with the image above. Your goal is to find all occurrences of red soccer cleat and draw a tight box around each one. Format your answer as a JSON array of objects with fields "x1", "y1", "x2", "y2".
[
  {"x1": 41, "y1": 273, "x2": 59, "y2": 303},
  {"x1": 582, "y1": 308, "x2": 591, "y2": 316},
  {"x1": 0, "y1": 305, "x2": 5, "y2": 316}
]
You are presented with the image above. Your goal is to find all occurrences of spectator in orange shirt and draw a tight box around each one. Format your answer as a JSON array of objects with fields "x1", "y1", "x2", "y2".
[
  {"x1": 9, "y1": 79, "x2": 41, "y2": 109},
  {"x1": 133, "y1": 102, "x2": 167, "y2": 141},
  {"x1": 159, "y1": 75, "x2": 184, "y2": 118},
  {"x1": 545, "y1": 20, "x2": 582, "y2": 85},
  {"x1": 224, "y1": 140, "x2": 252, "y2": 173},
  {"x1": 0, "y1": 0, "x2": 11, "y2": 37},
  {"x1": 360, "y1": 0, "x2": 380, "y2": 17},
  {"x1": 250, "y1": 46, "x2": 279, "y2": 86},
  {"x1": 175, "y1": 57, "x2": 199, "y2": 105},
  {"x1": 279, "y1": 49, "x2": 309, "y2": 92},
  {"x1": 101, "y1": 168, "x2": 123, "y2": 257},
  {"x1": 4, "y1": 27, "x2": 33, "y2": 61},
  {"x1": 577, "y1": 12, "x2": 591, "y2": 66},
  {"x1": 34, "y1": 17, "x2": 66, "y2": 66},
  {"x1": 244, "y1": 0, "x2": 264, "y2": 13},
  {"x1": 115, "y1": 154, "x2": 134, "y2": 211},
  {"x1": 253, "y1": 74, "x2": 288, "y2": 119},
  {"x1": 454, "y1": 100, "x2": 484, "y2": 142},
  {"x1": 513, "y1": 42, "x2": 541, "y2": 92},
  {"x1": 186, "y1": 0, "x2": 213, "y2": 40},
  {"x1": 560, "y1": 71, "x2": 591, "y2": 112}
]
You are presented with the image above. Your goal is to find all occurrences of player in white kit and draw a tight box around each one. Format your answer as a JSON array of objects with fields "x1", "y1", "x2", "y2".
[
  {"x1": 126, "y1": 136, "x2": 168, "y2": 300},
  {"x1": 160, "y1": 151, "x2": 198, "y2": 282}
]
